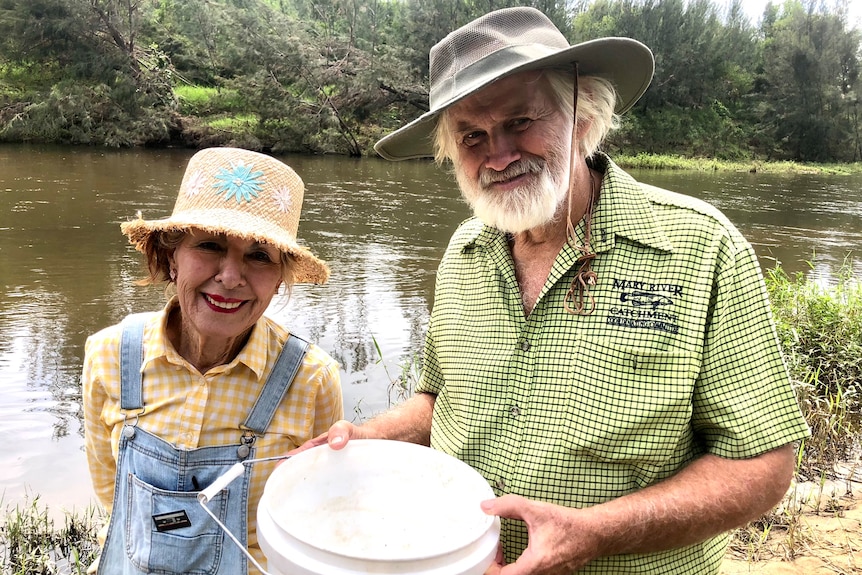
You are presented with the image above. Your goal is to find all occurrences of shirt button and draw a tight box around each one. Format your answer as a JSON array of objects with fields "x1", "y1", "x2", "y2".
[
  {"x1": 521, "y1": 339, "x2": 531, "y2": 352},
  {"x1": 495, "y1": 478, "x2": 507, "y2": 490},
  {"x1": 510, "y1": 405, "x2": 521, "y2": 417}
]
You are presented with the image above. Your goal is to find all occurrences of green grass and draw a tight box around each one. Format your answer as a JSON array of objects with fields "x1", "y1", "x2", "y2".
[
  {"x1": 615, "y1": 152, "x2": 862, "y2": 175},
  {"x1": 205, "y1": 114, "x2": 258, "y2": 132},
  {"x1": 0, "y1": 496, "x2": 103, "y2": 574},
  {"x1": 764, "y1": 259, "x2": 862, "y2": 476},
  {"x1": 174, "y1": 85, "x2": 244, "y2": 116},
  {"x1": 726, "y1": 258, "x2": 862, "y2": 563}
]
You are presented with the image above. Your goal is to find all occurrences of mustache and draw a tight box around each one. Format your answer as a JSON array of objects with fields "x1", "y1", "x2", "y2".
[{"x1": 479, "y1": 157, "x2": 546, "y2": 188}]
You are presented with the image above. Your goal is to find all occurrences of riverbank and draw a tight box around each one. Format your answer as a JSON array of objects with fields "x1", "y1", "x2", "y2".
[
  {"x1": 2, "y1": 477, "x2": 859, "y2": 574},
  {"x1": 614, "y1": 153, "x2": 862, "y2": 175},
  {"x1": 723, "y1": 467, "x2": 861, "y2": 574}
]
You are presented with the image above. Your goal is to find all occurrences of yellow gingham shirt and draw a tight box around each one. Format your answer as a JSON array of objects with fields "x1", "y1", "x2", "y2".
[
  {"x1": 417, "y1": 154, "x2": 810, "y2": 574},
  {"x1": 83, "y1": 297, "x2": 343, "y2": 570}
]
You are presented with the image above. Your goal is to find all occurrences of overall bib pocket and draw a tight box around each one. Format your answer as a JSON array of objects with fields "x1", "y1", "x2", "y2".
[{"x1": 124, "y1": 472, "x2": 230, "y2": 575}]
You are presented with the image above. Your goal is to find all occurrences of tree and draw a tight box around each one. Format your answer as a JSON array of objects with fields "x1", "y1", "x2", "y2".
[
  {"x1": 0, "y1": 0, "x2": 860, "y2": 158},
  {"x1": 757, "y1": 0, "x2": 861, "y2": 161},
  {"x1": 0, "y1": 0, "x2": 176, "y2": 145}
]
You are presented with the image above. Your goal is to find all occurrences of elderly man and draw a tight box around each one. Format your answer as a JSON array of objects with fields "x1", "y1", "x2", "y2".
[{"x1": 305, "y1": 7, "x2": 810, "y2": 574}]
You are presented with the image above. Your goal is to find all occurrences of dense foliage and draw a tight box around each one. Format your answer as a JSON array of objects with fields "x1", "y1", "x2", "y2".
[
  {"x1": 765, "y1": 261, "x2": 862, "y2": 477},
  {"x1": 0, "y1": 0, "x2": 859, "y2": 160}
]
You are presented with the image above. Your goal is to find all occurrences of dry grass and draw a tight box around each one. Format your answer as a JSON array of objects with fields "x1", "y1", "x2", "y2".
[{"x1": 725, "y1": 467, "x2": 861, "y2": 574}]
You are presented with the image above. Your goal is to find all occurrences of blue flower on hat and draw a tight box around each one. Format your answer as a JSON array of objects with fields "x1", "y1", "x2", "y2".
[{"x1": 212, "y1": 161, "x2": 265, "y2": 203}]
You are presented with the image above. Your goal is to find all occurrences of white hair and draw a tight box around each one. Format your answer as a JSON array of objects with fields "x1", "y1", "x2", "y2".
[{"x1": 433, "y1": 71, "x2": 620, "y2": 165}]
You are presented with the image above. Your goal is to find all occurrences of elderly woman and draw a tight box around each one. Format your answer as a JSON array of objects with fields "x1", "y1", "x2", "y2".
[{"x1": 83, "y1": 147, "x2": 343, "y2": 575}]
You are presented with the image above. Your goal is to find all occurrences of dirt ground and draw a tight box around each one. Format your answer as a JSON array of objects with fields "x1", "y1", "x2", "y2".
[{"x1": 720, "y1": 470, "x2": 862, "y2": 575}]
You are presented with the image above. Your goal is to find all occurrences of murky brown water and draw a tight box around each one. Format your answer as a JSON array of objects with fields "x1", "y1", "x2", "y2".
[{"x1": 1, "y1": 144, "x2": 861, "y2": 515}]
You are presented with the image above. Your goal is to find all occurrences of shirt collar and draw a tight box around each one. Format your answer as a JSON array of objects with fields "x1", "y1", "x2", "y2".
[
  {"x1": 142, "y1": 297, "x2": 271, "y2": 380},
  {"x1": 589, "y1": 153, "x2": 674, "y2": 254}
]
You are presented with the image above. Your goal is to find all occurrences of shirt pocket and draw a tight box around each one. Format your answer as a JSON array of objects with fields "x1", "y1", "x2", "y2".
[{"x1": 562, "y1": 337, "x2": 698, "y2": 467}]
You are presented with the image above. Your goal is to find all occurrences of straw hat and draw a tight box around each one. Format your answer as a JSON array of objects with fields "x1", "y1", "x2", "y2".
[
  {"x1": 121, "y1": 147, "x2": 329, "y2": 284},
  {"x1": 374, "y1": 7, "x2": 654, "y2": 161}
]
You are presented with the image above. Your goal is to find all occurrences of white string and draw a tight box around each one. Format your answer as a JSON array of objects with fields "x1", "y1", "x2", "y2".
[{"x1": 196, "y1": 455, "x2": 292, "y2": 575}]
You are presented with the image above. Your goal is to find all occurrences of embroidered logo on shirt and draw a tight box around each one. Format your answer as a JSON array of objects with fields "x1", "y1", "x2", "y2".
[{"x1": 606, "y1": 278, "x2": 682, "y2": 334}]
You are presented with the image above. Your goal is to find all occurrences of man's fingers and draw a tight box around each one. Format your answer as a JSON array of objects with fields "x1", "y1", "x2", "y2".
[{"x1": 481, "y1": 494, "x2": 528, "y2": 520}]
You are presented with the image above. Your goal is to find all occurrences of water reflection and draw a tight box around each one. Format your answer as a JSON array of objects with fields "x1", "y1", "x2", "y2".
[
  {"x1": 630, "y1": 169, "x2": 862, "y2": 281},
  {"x1": 1, "y1": 145, "x2": 861, "y2": 514},
  {"x1": 270, "y1": 157, "x2": 468, "y2": 418}
]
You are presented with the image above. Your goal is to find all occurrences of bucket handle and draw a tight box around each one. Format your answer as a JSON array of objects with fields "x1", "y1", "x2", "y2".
[{"x1": 197, "y1": 455, "x2": 291, "y2": 575}]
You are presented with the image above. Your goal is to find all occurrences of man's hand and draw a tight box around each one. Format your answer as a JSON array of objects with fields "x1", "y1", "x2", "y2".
[
  {"x1": 291, "y1": 393, "x2": 437, "y2": 456},
  {"x1": 291, "y1": 420, "x2": 367, "y2": 454},
  {"x1": 481, "y1": 496, "x2": 600, "y2": 575},
  {"x1": 481, "y1": 445, "x2": 796, "y2": 574}
]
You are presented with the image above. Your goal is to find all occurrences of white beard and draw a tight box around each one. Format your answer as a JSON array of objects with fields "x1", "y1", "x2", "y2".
[{"x1": 456, "y1": 153, "x2": 570, "y2": 235}]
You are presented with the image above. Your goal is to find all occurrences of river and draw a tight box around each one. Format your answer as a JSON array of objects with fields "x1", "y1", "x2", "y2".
[{"x1": 1, "y1": 144, "x2": 861, "y2": 517}]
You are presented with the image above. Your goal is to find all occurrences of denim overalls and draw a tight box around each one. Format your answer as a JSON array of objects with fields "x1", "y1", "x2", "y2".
[{"x1": 97, "y1": 313, "x2": 307, "y2": 575}]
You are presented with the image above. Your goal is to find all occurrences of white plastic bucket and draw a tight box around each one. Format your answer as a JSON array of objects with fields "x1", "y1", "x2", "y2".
[{"x1": 257, "y1": 439, "x2": 500, "y2": 575}]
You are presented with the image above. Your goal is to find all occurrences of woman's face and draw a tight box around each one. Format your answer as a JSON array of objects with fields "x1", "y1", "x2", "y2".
[{"x1": 169, "y1": 230, "x2": 283, "y2": 345}]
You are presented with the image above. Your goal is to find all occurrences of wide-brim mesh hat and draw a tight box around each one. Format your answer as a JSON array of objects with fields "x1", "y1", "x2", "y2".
[
  {"x1": 374, "y1": 6, "x2": 654, "y2": 161},
  {"x1": 121, "y1": 147, "x2": 329, "y2": 284}
]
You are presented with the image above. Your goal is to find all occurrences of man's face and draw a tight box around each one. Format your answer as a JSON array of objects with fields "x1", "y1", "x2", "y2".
[{"x1": 446, "y1": 70, "x2": 573, "y2": 234}]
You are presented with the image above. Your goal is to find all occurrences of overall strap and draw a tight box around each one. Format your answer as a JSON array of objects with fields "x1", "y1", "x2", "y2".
[
  {"x1": 242, "y1": 334, "x2": 309, "y2": 435},
  {"x1": 119, "y1": 313, "x2": 152, "y2": 412}
]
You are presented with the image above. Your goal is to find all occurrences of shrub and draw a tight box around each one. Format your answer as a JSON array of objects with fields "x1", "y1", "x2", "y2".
[
  {"x1": 0, "y1": 496, "x2": 102, "y2": 574},
  {"x1": 765, "y1": 259, "x2": 862, "y2": 477}
]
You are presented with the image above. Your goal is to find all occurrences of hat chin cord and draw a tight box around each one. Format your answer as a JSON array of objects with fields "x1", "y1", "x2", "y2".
[{"x1": 564, "y1": 64, "x2": 598, "y2": 316}]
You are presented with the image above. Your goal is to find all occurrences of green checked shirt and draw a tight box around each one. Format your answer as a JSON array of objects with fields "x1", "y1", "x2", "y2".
[{"x1": 416, "y1": 153, "x2": 810, "y2": 574}]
